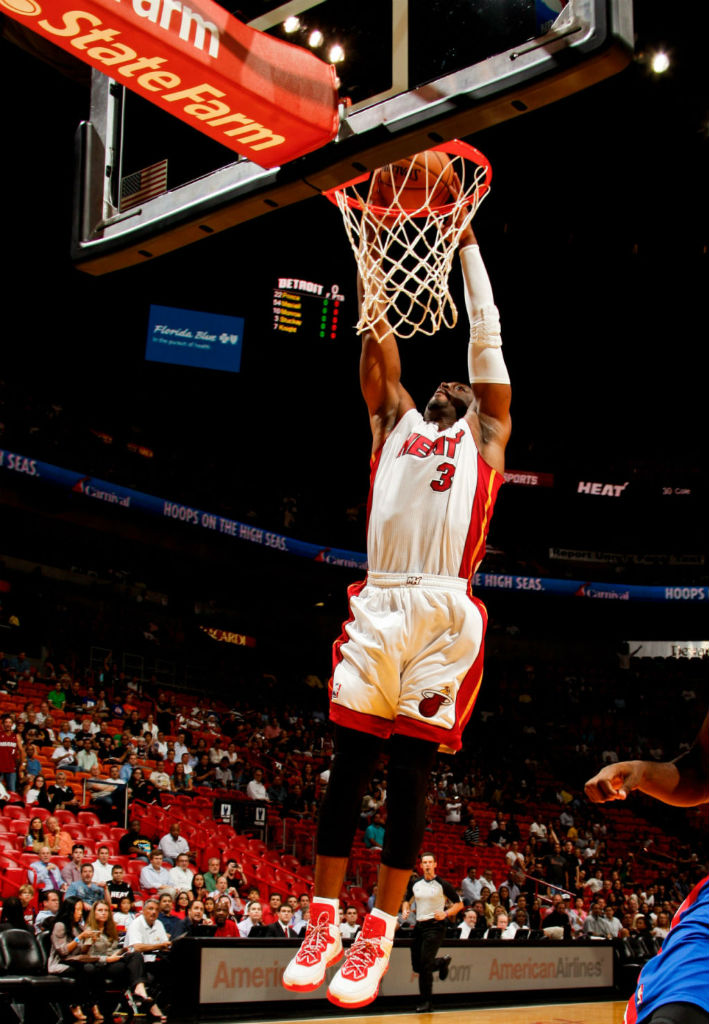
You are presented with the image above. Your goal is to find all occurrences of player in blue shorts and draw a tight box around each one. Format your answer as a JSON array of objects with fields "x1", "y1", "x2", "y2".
[{"x1": 585, "y1": 711, "x2": 709, "y2": 1024}]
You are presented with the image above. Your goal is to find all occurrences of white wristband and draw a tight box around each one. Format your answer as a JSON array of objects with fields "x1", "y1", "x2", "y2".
[{"x1": 460, "y1": 244, "x2": 509, "y2": 385}]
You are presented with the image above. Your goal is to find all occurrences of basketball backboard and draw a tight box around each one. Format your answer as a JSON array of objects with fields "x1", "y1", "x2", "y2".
[{"x1": 73, "y1": 0, "x2": 633, "y2": 273}]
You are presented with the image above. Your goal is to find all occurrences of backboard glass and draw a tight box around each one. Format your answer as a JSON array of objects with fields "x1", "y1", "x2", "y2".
[{"x1": 73, "y1": 0, "x2": 633, "y2": 273}]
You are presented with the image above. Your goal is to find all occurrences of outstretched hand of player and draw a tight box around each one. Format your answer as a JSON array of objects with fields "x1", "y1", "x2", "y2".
[{"x1": 584, "y1": 761, "x2": 647, "y2": 803}]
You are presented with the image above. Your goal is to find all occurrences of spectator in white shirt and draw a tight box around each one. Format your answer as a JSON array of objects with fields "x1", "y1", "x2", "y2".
[
  {"x1": 158, "y1": 823, "x2": 190, "y2": 865},
  {"x1": 52, "y1": 738, "x2": 78, "y2": 771},
  {"x1": 603, "y1": 905, "x2": 623, "y2": 938},
  {"x1": 169, "y1": 852, "x2": 194, "y2": 894},
  {"x1": 142, "y1": 714, "x2": 158, "y2": 739},
  {"x1": 208, "y1": 743, "x2": 228, "y2": 765},
  {"x1": 139, "y1": 850, "x2": 173, "y2": 896},
  {"x1": 485, "y1": 910, "x2": 517, "y2": 940},
  {"x1": 173, "y1": 733, "x2": 189, "y2": 763},
  {"x1": 505, "y1": 841, "x2": 526, "y2": 871},
  {"x1": 91, "y1": 845, "x2": 115, "y2": 885},
  {"x1": 529, "y1": 819, "x2": 547, "y2": 842},
  {"x1": 585, "y1": 869, "x2": 605, "y2": 895},
  {"x1": 125, "y1": 899, "x2": 171, "y2": 966},
  {"x1": 245, "y1": 768, "x2": 269, "y2": 802},
  {"x1": 457, "y1": 908, "x2": 480, "y2": 939},
  {"x1": 339, "y1": 906, "x2": 360, "y2": 939},
  {"x1": 238, "y1": 900, "x2": 264, "y2": 937},
  {"x1": 150, "y1": 733, "x2": 168, "y2": 760},
  {"x1": 476, "y1": 867, "x2": 497, "y2": 895},
  {"x1": 444, "y1": 798, "x2": 462, "y2": 824}
]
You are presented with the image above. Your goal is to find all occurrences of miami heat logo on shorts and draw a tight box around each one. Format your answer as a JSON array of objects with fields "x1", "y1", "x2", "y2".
[{"x1": 418, "y1": 687, "x2": 453, "y2": 718}]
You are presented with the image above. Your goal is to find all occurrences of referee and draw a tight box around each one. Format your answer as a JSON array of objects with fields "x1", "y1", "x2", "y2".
[{"x1": 401, "y1": 852, "x2": 463, "y2": 1012}]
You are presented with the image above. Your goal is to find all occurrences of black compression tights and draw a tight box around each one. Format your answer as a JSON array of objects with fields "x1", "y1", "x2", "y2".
[{"x1": 316, "y1": 725, "x2": 439, "y2": 869}]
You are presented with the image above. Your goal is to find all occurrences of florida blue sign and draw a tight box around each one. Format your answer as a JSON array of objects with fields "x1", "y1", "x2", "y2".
[{"x1": 146, "y1": 304, "x2": 244, "y2": 372}]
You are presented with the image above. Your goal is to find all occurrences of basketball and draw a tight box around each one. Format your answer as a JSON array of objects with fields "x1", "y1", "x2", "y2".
[{"x1": 376, "y1": 150, "x2": 455, "y2": 211}]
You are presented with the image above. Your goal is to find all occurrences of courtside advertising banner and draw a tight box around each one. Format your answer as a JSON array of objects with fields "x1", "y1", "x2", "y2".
[
  {"x1": 199, "y1": 943, "x2": 614, "y2": 1003},
  {"x1": 0, "y1": 0, "x2": 339, "y2": 167}
]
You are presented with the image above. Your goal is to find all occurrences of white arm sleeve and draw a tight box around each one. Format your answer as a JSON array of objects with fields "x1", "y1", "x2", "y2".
[{"x1": 460, "y1": 243, "x2": 510, "y2": 386}]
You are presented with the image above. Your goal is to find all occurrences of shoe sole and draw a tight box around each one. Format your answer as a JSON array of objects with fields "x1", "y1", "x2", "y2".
[
  {"x1": 326, "y1": 962, "x2": 389, "y2": 1009},
  {"x1": 282, "y1": 948, "x2": 344, "y2": 993}
]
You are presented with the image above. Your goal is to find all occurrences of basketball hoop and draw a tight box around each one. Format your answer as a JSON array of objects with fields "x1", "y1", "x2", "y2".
[{"x1": 324, "y1": 140, "x2": 492, "y2": 339}]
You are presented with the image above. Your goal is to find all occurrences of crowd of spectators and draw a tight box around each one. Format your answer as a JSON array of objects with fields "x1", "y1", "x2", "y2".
[{"x1": 1, "y1": 624, "x2": 707, "y2": 1017}]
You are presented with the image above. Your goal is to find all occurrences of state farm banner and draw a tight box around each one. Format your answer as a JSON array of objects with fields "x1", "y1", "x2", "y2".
[{"x1": 0, "y1": 0, "x2": 339, "y2": 168}]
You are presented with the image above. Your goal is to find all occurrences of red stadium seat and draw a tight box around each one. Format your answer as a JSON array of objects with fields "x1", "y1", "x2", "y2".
[
  {"x1": 86, "y1": 826, "x2": 110, "y2": 842},
  {"x1": 77, "y1": 811, "x2": 101, "y2": 827},
  {"x1": 0, "y1": 834, "x2": 23, "y2": 853},
  {"x1": 2, "y1": 807, "x2": 28, "y2": 821},
  {"x1": 63, "y1": 824, "x2": 88, "y2": 839},
  {"x1": 54, "y1": 810, "x2": 77, "y2": 824},
  {"x1": 0, "y1": 867, "x2": 26, "y2": 899}
]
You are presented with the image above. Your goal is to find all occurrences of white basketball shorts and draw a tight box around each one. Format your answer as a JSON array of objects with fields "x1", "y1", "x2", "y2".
[{"x1": 329, "y1": 572, "x2": 488, "y2": 754}]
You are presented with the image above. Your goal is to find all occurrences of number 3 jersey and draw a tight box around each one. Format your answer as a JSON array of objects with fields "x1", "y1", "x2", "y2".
[{"x1": 367, "y1": 409, "x2": 503, "y2": 581}]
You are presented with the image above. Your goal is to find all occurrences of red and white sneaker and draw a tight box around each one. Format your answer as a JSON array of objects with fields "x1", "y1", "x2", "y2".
[
  {"x1": 327, "y1": 912, "x2": 393, "y2": 1008},
  {"x1": 282, "y1": 900, "x2": 343, "y2": 992}
]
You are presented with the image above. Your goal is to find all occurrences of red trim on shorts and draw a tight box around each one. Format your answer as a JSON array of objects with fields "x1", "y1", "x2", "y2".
[
  {"x1": 456, "y1": 595, "x2": 488, "y2": 730},
  {"x1": 330, "y1": 703, "x2": 393, "y2": 739},
  {"x1": 329, "y1": 577, "x2": 367, "y2": 701},
  {"x1": 392, "y1": 713, "x2": 458, "y2": 750}
]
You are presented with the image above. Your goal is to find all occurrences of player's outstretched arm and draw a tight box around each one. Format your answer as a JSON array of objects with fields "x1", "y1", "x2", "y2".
[
  {"x1": 458, "y1": 222, "x2": 511, "y2": 474},
  {"x1": 585, "y1": 712, "x2": 709, "y2": 807},
  {"x1": 358, "y1": 192, "x2": 415, "y2": 449}
]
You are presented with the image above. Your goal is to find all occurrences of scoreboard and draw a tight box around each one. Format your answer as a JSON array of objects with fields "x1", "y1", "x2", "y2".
[{"x1": 272, "y1": 277, "x2": 346, "y2": 340}]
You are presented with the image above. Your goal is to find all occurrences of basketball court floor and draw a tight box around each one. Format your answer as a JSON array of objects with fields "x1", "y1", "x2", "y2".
[{"x1": 226, "y1": 1002, "x2": 627, "y2": 1024}]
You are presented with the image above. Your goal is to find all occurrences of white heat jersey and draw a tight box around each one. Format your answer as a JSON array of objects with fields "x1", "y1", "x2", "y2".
[{"x1": 367, "y1": 409, "x2": 502, "y2": 579}]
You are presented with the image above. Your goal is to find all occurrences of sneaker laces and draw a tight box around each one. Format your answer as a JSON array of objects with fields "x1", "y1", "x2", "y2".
[
  {"x1": 341, "y1": 934, "x2": 386, "y2": 980},
  {"x1": 295, "y1": 911, "x2": 333, "y2": 965}
]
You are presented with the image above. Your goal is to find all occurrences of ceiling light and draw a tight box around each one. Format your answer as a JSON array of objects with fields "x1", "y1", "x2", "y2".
[{"x1": 650, "y1": 51, "x2": 670, "y2": 74}]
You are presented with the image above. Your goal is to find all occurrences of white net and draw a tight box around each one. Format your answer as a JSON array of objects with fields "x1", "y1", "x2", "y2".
[{"x1": 328, "y1": 146, "x2": 491, "y2": 339}]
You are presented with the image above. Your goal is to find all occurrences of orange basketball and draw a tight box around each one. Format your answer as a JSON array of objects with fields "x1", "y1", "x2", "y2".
[{"x1": 376, "y1": 150, "x2": 454, "y2": 211}]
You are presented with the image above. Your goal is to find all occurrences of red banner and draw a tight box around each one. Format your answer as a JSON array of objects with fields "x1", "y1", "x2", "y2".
[{"x1": 1, "y1": 0, "x2": 339, "y2": 168}]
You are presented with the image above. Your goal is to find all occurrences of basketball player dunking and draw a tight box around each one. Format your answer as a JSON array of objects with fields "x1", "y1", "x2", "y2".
[
  {"x1": 586, "y1": 712, "x2": 709, "y2": 1024},
  {"x1": 282, "y1": 210, "x2": 511, "y2": 1009}
]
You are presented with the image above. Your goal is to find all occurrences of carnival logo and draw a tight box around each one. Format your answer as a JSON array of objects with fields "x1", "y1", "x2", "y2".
[
  {"x1": 418, "y1": 687, "x2": 453, "y2": 718},
  {"x1": 575, "y1": 583, "x2": 629, "y2": 600}
]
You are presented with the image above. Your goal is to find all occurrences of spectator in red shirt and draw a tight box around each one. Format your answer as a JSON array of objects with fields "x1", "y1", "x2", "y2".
[{"x1": 213, "y1": 901, "x2": 239, "y2": 937}]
